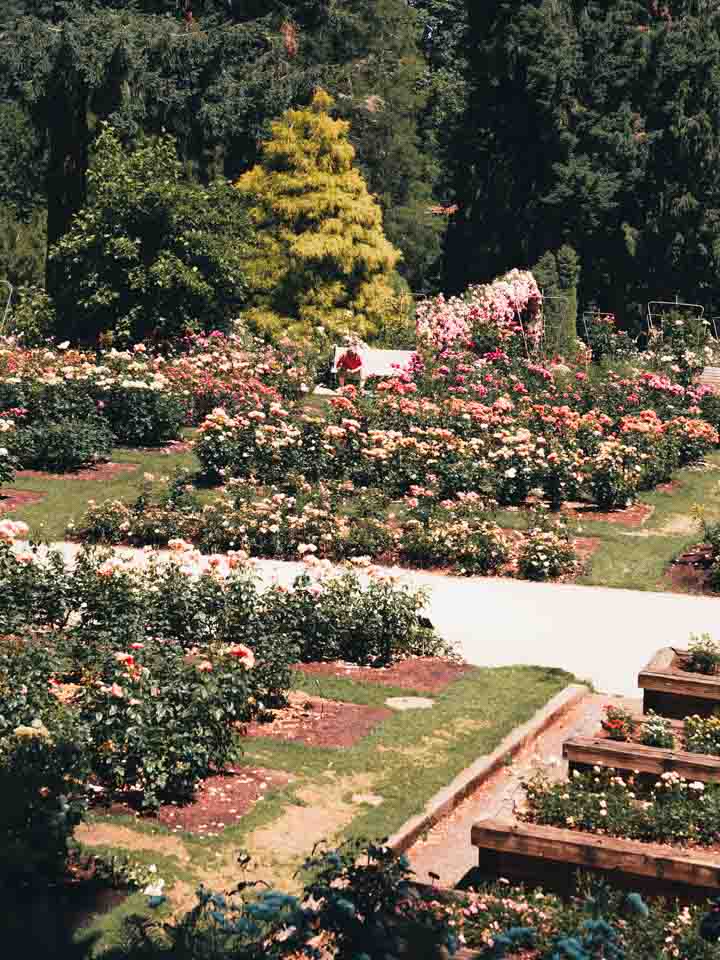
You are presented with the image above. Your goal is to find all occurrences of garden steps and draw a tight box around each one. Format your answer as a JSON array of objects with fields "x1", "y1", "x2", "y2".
[{"x1": 470, "y1": 818, "x2": 720, "y2": 902}]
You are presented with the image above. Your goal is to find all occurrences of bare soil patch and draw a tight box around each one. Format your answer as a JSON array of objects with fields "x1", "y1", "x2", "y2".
[
  {"x1": 665, "y1": 542, "x2": 716, "y2": 595},
  {"x1": 96, "y1": 767, "x2": 291, "y2": 837},
  {"x1": 562, "y1": 500, "x2": 655, "y2": 528},
  {"x1": 76, "y1": 822, "x2": 191, "y2": 861},
  {"x1": 0, "y1": 488, "x2": 47, "y2": 512},
  {"x1": 243, "y1": 690, "x2": 391, "y2": 748},
  {"x1": 571, "y1": 536, "x2": 602, "y2": 566},
  {"x1": 16, "y1": 462, "x2": 138, "y2": 481},
  {"x1": 297, "y1": 656, "x2": 474, "y2": 693}
]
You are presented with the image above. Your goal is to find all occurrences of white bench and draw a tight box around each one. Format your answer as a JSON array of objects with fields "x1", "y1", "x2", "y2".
[{"x1": 332, "y1": 347, "x2": 416, "y2": 383}]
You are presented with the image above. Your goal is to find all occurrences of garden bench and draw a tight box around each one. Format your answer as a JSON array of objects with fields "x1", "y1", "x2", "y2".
[{"x1": 332, "y1": 347, "x2": 415, "y2": 384}]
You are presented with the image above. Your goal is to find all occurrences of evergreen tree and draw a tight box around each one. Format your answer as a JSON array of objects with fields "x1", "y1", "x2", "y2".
[{"x1": 235, "y1": 88, "x2": 401, "y2": 340}]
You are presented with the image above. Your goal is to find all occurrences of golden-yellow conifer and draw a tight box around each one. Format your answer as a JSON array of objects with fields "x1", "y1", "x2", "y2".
[{"x1": 235, "y1": 89, "x2": 401, "y2": 341}]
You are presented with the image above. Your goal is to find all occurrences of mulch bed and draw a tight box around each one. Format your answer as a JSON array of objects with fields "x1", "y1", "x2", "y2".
[
  {"x1": 0, "y1": 488, "x2": 47, "y2": 512},
  {"x1": 665, "y1": 541, "x2": 716, "y2": 595},
  {"x1": 102, "y1": 766, "x2": 291, "y2": 836},
  {"x1": 16, "y1": 462, "x2": 138, "y2": 481},
  {"x1": 562, "y1": 501, "x2": 655, "y2": 528},
  {"x1": 297, "y1": 656, "x2": 474, "y2": 693},
  {"x1": 243, "y1": 690, "x2": 392, "y2": 748},
  {"x1": 572, "y1": 536, "x2": 602, "y2": 564}
]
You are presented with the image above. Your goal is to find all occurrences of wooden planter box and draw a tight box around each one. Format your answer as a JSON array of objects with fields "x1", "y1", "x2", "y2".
[
  {"x1": 563, "y1": 733, "x2": 720, "y2": 783},
  {"x1": 639, "y1": 647, "x2": 720, "y2": 719},
  {"x1": 471, "y1": 818, "x2": 720, "y2": 902}
]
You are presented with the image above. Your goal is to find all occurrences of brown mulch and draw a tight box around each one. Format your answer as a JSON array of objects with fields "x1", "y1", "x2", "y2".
[
  {"x1": 242, "y1": 689, "x2": 392, "y2": 748},
  {"x1": 572, "y1": 536, "x2": 602, "y2": 565},
  {"x1": 0, "y1": 488, "x2": 47, "y2": 512},
  {"x1": 562, "y1": 501, "x2": 655, "y2": 528},
  {"x1": 297, "y1": 656, "x2": 474, "y2": 693},
  {"x1": 102, "y1": 767, "x2": 291, "y2": 836},
  {"x1": 16, "y1": 462, "x2": 138, "y2": 481},
  {"x1": 665, "y1": 541, "x2": 717, "y2": 595}
]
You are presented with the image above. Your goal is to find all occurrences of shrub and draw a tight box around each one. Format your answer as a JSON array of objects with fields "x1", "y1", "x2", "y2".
[
  {"x1": 49, "y1": 125, "x2": 251, "y2": 345},
  {"x1": 266, "y1": 565, "x2": 445, "y2": 666},
  {"x1": 399, "y1": 517, "x2": 510, "y2": 576},
  {"x1": 79, "y1": 639, "x2": 252, "y2": 809},
  {"x1": 10, "y1": 416, "x2": 113, "y2": 472},
  {"x1": 586, "y1": 440, "x2": 642, "y2": 509},
  {"x1": 0, "y1": 715, "x2": 88, "y2": 888},
  {"x1": 523, "y1": 766, "x2": 720, "y2": 847},
  {"x1": 639, "y1": 711, "x2": 675, "y2": 749},
  {"x1": 685, "y1": 633, "x2": 720, "y2": 675},
  {"x1": 516, "y1": 526, "x2": 577, "y2": 582},
  {"x1": 5, "y1": 284, "x2": 56, "y2": 346},
  {"x1": 98, "y1": 385, "x2": 185, "y2": 446},
  {"x1": 684, "y1": 715, "x2": 720, "y2": 756},
  {"x1": 0, "y1": 426, "x2": 16, "y2": 485},
  {"x1": 601, "y1": 704, "x2": 637, "y2": 742}
]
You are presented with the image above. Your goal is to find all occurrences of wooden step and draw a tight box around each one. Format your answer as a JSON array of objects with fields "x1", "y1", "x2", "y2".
[
  {"x1": 563, "y1": 735, "x2": 720, "y2": 782},
  {"x1": 471, "y1": 818, "x2": 720, "y2": 901}
]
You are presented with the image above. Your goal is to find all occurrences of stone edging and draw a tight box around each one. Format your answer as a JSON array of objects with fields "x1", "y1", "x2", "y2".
[{"x1": 386, "y1": 683, "x2": 589, "y2": 855}]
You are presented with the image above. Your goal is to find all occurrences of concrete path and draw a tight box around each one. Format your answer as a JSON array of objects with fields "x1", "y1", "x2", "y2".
[{"x1": 50, "y1": 544, "x2": 720, "y2": 697}]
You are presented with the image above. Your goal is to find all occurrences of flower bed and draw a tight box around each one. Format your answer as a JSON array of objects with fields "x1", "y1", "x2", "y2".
[
  {"x1": 0, "y1": 522, "x2": 444, "y2": 884},
  {"x1": 471, "y1": 817, "x2": 720, "y2": 902}
]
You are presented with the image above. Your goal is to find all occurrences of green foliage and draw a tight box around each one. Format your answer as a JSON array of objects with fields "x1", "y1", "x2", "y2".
[
  {"x1": 0, "y1": 717, "x2": 88, "y2": 888},
  {"x1": 685, "y1": 633, "x2": 720, "y2": 675},
  {"x1": 639, "y1": 711, "x2": 675, "y2": 749},
  {"x1": 3, "y1": 284, "x2": 56, "y2": 344},
  {"x1": 235, "y1": 89, "x2": 402, "y2": 341},
  {"x1": 684, "y1": 714, "x2": 720, "y2": 757},
  {"x1": 78, "y1": 639, "x2": 250, "y2": 810},
  {"x1": 10, "y1": 416, "x2": 113, "y2": 472},
  {"x1": 0, "y1": 207, "x2": 46, "y2": 292},
  {"x1": 99, "y1": 386, "x2": 185, "y2": 447},
  {"x1": 524, "y1": 765, "x2": 720, "y2": 847},
  {"x1": 48, "y1": 125, "x2": 251, "y2": 344}
]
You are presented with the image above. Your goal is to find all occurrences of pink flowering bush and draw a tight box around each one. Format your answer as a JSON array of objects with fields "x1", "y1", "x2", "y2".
[
  {"x1": 78, "y1": 638, "x2": 252, "y2": 809},
  {"x1": 415, "y1": 269, "x2": 542, "y2": 353}
]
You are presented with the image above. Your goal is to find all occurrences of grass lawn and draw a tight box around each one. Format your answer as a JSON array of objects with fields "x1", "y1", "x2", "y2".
[
  {"x1": 1, "y1": 440, "x2": 200, "y2": 541},
  {"x1": 72, "y1": 663, "x2": 572, "y2": 952},
  {"x1": 576, "y1": 452, "x2": 720, "y2": 591}
]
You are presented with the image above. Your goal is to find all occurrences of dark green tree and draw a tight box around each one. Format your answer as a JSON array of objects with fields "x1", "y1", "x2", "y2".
[{"x1": 48, "y1": 125, "x2": 251, "y2": 344}]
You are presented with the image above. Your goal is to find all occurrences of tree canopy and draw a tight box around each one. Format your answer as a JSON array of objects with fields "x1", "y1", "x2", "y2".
[
  {"x1": 4, "y1": 0, "x2": 720, "y2": 336},
  {"x1": 49, "y1": 125, "x2": 251, "y2": 344}
]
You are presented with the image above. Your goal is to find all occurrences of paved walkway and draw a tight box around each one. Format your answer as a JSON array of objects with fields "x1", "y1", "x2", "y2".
[{"x1": 50, "y1": 544, "x2": 720, "y2": 697}]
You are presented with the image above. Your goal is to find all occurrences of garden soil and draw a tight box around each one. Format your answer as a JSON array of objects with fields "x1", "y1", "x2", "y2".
[
  {"x1": 296, "y1": 657, "x2": 474, "y2": 693},
  {"x1": 16, "y1": 462, "x2": 138, "y2": 481},
  {"x1": 243, "y1": 690, "x2": 392, "y2": 748}
]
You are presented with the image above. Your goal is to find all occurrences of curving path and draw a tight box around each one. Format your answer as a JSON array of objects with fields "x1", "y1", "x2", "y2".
[{"x1": 51, "y1": 543, "x2": 720, "y2": 697}]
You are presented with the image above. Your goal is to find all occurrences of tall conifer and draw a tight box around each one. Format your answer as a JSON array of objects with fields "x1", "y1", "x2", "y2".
[{"x1": 235, "y1": 89, "x2": 401, "y2": 340}]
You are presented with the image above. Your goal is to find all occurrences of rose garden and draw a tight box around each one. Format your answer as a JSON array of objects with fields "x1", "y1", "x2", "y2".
[{"x1": 3, "y1": 261, "x2": 720, "y2": 957}]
